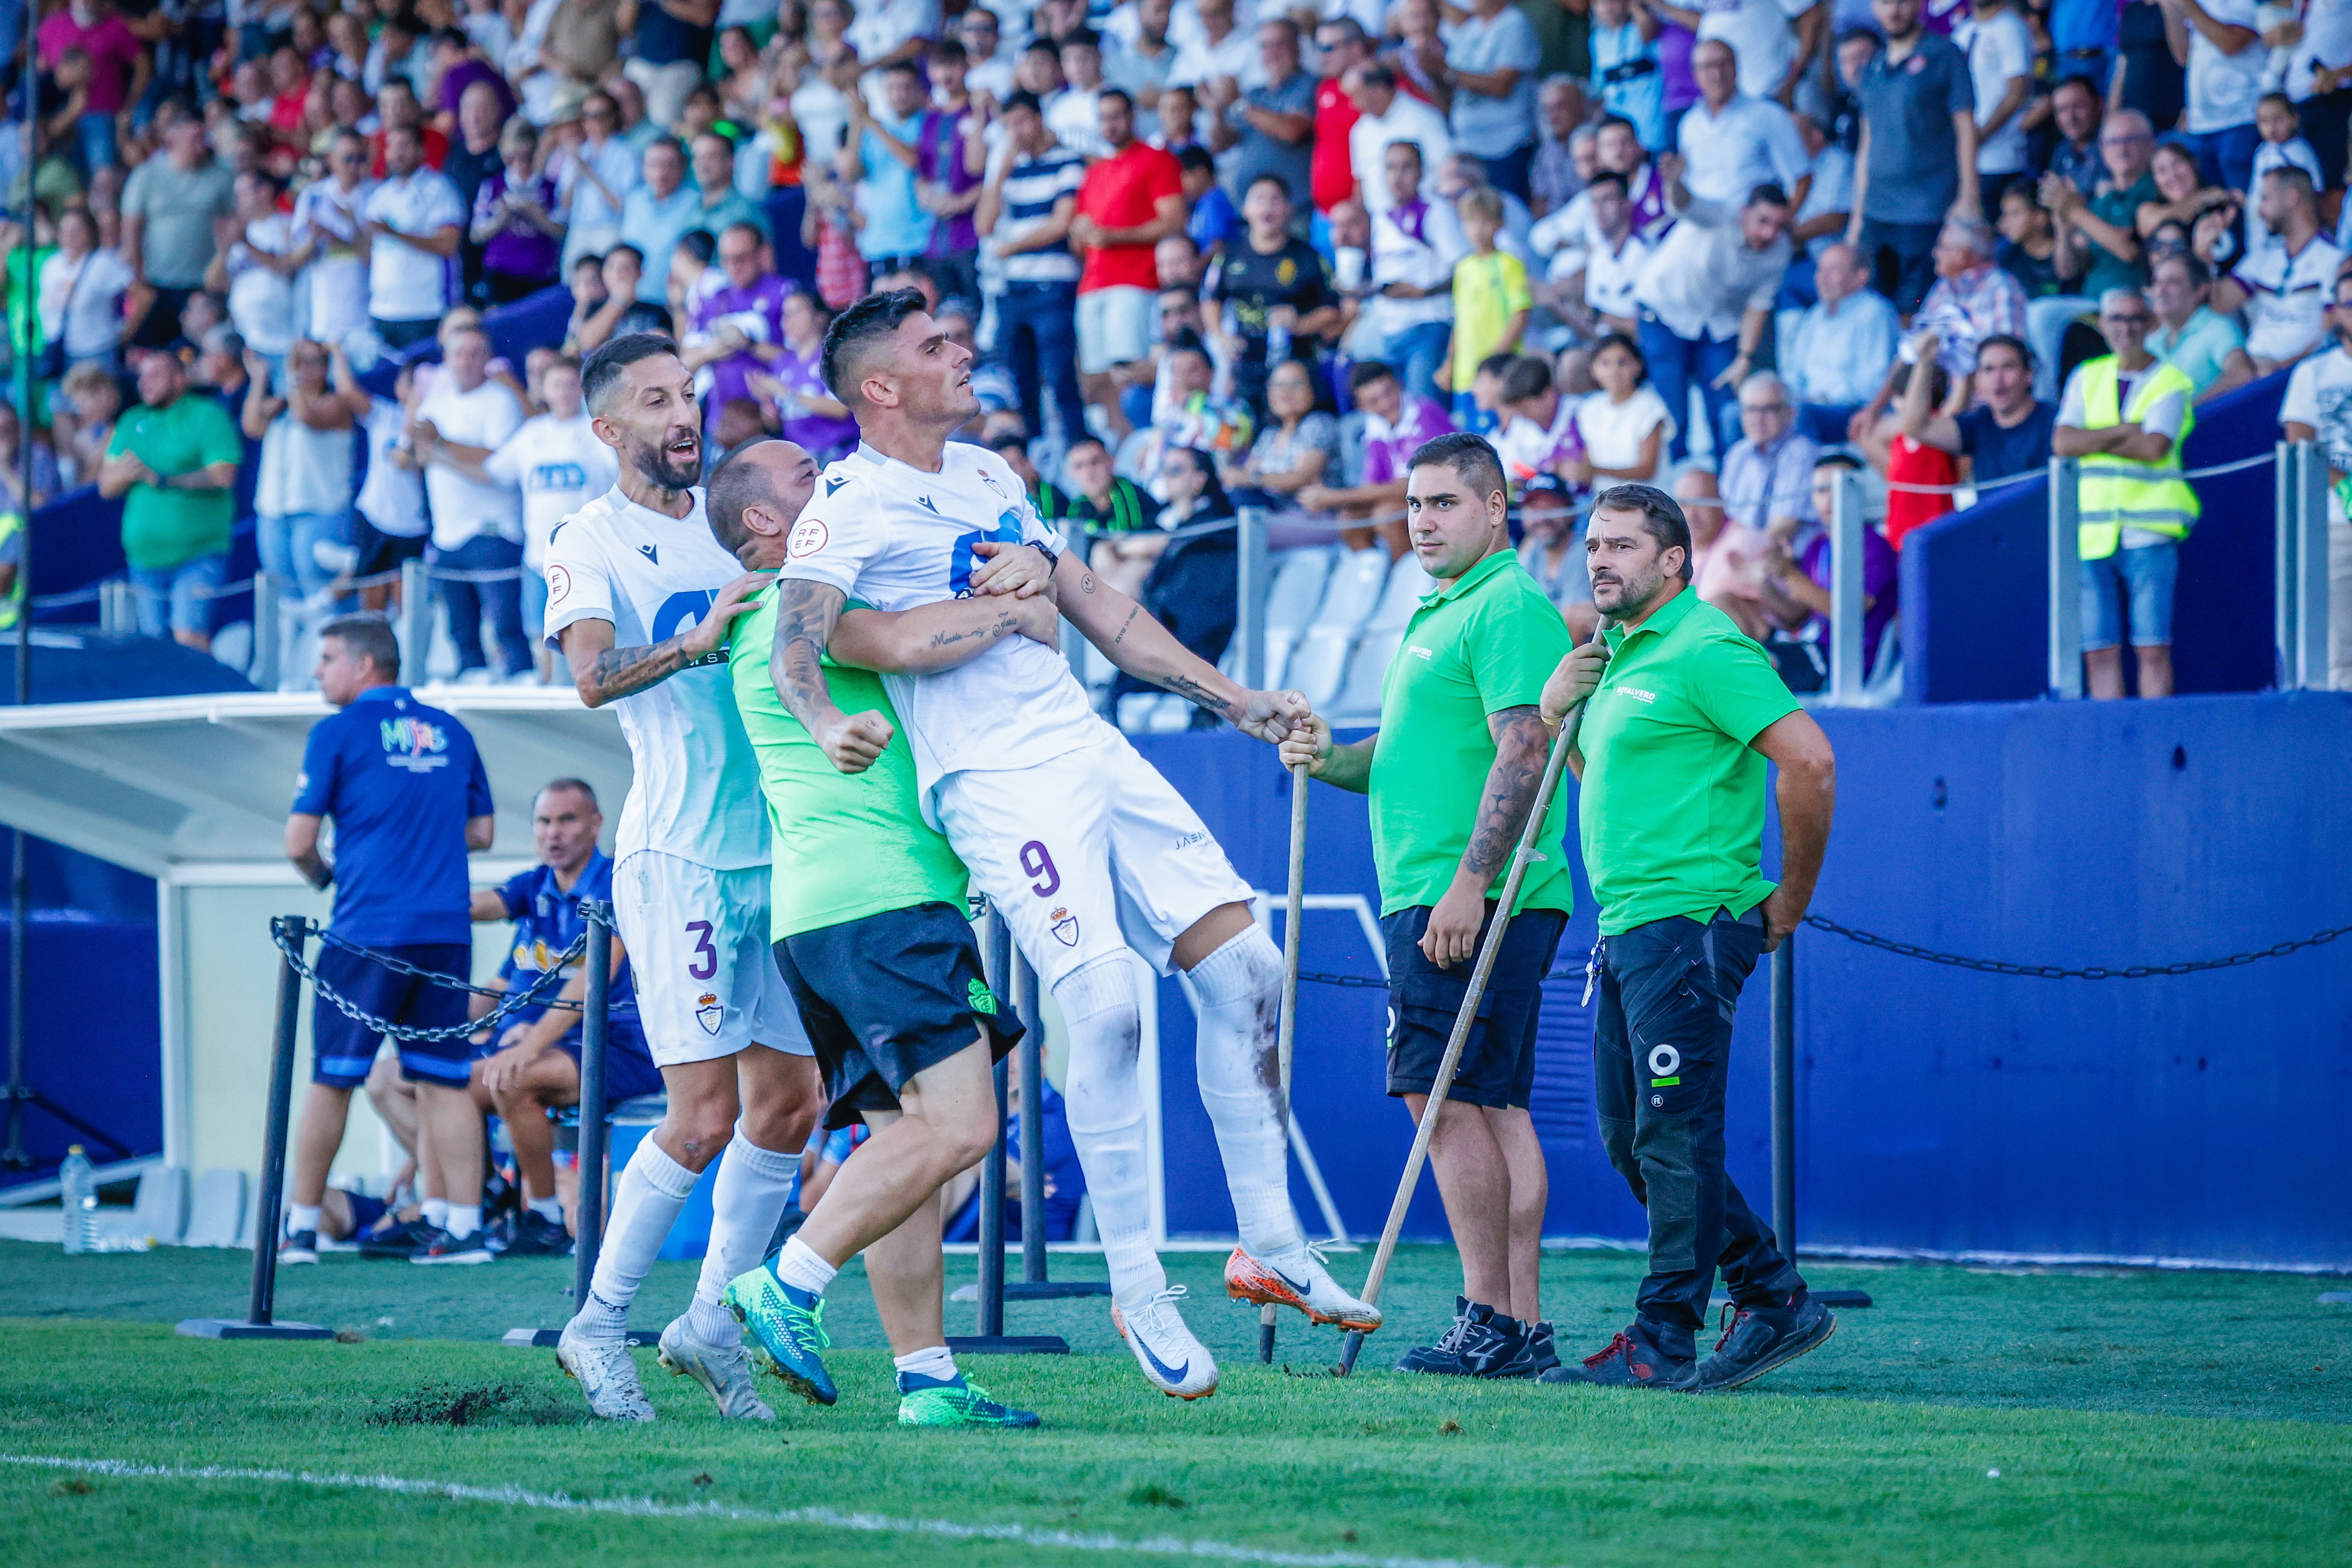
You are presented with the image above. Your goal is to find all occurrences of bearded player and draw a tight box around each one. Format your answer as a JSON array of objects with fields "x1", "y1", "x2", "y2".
[
  {"x1": 540, "y1": 333, "x2": 819, "y2": 1422},
  {"x1": 756, "y1": 290, "x2": 1381, "y2": 1402}
]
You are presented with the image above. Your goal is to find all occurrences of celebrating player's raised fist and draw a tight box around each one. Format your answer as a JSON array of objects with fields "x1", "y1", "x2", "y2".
[{"x1": 815, "y1": 708, "x2": 897, "y2": 774}]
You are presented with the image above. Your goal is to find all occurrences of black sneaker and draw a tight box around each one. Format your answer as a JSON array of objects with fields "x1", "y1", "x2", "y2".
[
  {"x1": 503, "y1": 1209, "x2": 574, "y2": 1258},
  {"x1": 1538, "y1": 1321, "x2": 1695, "y2": 1390},
  {"x1": 410, "y1": 1226, "x2": 495, "y2": 1266},
  {"x1": 1395, "y1": 1298, "x2": 1520, "y2": 1377},
  {"x1": 1487, "y1": 1319, "x2": 1558, "y2": 1379},
  {"x1": 358, "y1": 1216, "x2": 431, "y2": 1258},
  {"x1": 1691, "y1": 1294, "x2": 1837, "y2": 1393},
  {"x1": 278, "y1": 1229, "x2": 318, "y2": 1266}
]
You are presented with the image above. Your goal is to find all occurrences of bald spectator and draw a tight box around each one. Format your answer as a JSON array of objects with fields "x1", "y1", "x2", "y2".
[
  {"x1": 1530, "y1": 77, "x2": 1589, "y2": 219},
  {"x1": 2042, "y1": 108, "x2": 2157, "y2": 310},
  {"x1": 1780, "y1": 241, "x2": 1899, "y2": 442}
]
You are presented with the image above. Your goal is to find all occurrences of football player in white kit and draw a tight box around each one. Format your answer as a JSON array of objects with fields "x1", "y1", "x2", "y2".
[
  {"x1": 767, "y1": 291, "x2": 1382, "y2": 1401},
  {"x1": 541, "y1": 333, "x2": 822, "y2": 1422}
]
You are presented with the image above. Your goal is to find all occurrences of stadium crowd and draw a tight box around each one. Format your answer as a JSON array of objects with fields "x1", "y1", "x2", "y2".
[{"x1": 2, "y1": 0, "x2": 2350, "y2": 694}]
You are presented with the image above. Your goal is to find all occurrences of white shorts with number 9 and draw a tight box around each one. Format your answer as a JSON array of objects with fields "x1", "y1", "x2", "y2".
[
  {"x1": 613, "y1": 851, "x2": 812, "y2": 1069},
  {"x1": 932, "y1": 728, "x2": 1255, "y2": 992}
]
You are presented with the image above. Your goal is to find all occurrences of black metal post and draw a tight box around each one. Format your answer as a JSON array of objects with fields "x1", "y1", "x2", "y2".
[
  {"x1": 977, "y1": 908, "x2": 1009, "y2": 1338},
  {"x1": 1017, "y1": 950, "x2": 1045, "y2": 1285},
  {"x1": 1770, "y1": 932, "x2": 1797, "y2": 1259},
  {"x1": 572, "y1": 902, "x2": 612, "y2": 1305},
  {"x1": 2, "y1": 829, "x2": 24, "y2": 1169},
  {"x1": 5, "y1": 48, "x2": 40, "y2": 1170},
  {"x1": 178, "y1": 919, "x2": 329, "y2": 1339}
]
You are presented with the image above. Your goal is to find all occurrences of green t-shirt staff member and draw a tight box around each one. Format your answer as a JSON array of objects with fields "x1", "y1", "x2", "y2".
[
  {"x1": 1281, "y1": 431, "x2": 1576, "y2": 1383},
  {"x1": 1535, "y1": 481, "x2": 1837, "y2": 1396},
  {"x1": 707, "y1": 436, "x2": 1054, "y2": 1432},
  {"x1": 96, "y1": 351, "x2": 242, "y2": 652}
]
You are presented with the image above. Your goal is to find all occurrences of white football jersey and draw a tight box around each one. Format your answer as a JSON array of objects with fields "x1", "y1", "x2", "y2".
[
  {"x1": 776, "y1": 441, "x2": 1106, "y2": 803},
  {"x1": 542, "y1": 484, "x2": 770, "y2": 871},
  {"x1": 485, "y1": 414, "x2": 619, "y2": 570}
]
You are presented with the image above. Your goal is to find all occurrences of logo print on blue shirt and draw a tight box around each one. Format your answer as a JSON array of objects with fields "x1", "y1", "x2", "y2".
[
  {"x1": 381, "y1": 716, "x2": 451, "y2": 773},
  {"x1": 652, "y1": 588, "x2": 728, "y2": 669},
  {"x1": 948, "y1": 509, "x2": 1027, "y2": 598}
]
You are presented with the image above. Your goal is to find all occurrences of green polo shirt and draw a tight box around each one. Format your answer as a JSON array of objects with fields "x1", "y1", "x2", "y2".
[
  {"x1": 1367, "y1": 548, "x2": 1576, "y2": 918},
  {"x1": 727, "y1": 589, "x2": 970, "y2": 941},
  {"x1": 1578, "y1": 586, "x2": 1799, "y2": 935},
  {"x1": 105, "y1": 393, "x2": 243, "y2": 572}
]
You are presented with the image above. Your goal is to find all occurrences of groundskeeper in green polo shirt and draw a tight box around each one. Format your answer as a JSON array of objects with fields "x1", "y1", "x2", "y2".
[
  {"x1": 727, "y1": 588, "x2": 970, "y2": 941},
  {"x1": 1577, "y1": 584, "x2": 1799, "y2": 936},
  {"x1": 1368, "y1": 547, "x2": 1577, "y2": 917}
]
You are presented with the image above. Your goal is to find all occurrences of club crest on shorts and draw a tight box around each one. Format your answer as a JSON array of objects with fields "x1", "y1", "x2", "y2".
[
  {"x1": 695, "y1": 993, "x2": 723, "y2": 1035},
  {"x1": 1049, "y1": 907, "x2": 1080, "y2": 946},
  {"x1": 966, "y1": 977, "x2": 999, "y2": 1016}
]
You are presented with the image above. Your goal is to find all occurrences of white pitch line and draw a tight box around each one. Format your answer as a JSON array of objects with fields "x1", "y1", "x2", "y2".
[{"x1": 1, "y1": 1454, "x2": 1547, "y2": 1568}]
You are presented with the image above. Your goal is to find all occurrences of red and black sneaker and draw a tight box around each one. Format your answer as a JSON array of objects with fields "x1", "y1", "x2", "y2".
[
  {"x1": 1690, "y1": 1293, "x2": 1836, "y2": 1393},
  {"x1": 1538, "y1": 1321, "x2": 1696, "y2": 1391}
]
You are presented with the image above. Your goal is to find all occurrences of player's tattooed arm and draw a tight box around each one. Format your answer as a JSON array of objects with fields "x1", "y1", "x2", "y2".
[
  {"x1": 1421, "y1": 704, "x2": 1554, "y2": 969},
  {"x1": 561, "y1": 572, "x2": 772, "y2": 708},
  {"x1": 772, "y1": 577, "x2": 897, "y2": 774},
  {"x1": 830, "y1": 590, "x2": 1059, "y2": 675},
  {"x1": 1049, "y1": 551, "x2": 1248, "y2": 722}
]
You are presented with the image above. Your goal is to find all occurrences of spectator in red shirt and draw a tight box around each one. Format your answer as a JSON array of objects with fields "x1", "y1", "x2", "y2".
[
  {"x1": 1071, "y1": 89, "x2": 1186, "y2": 436},
  {"x1": 370, "y1": 80, "x2": 451, "y2": 177},
  {"x1": 1311, "y1": 15, "x2": 1374, "y2": 222},
  {"x1": 37, "y1": 0, "x2": 148, "y2": 175}
]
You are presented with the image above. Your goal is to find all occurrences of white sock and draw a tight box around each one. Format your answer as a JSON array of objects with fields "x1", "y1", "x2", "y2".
[
  {"x1": 1055, "y1": 954, "x2": 1167, "y2": 1307},
  {"x1": 445, "y1": 1204, "x2": 482, "y2": 1240},
  {"x1": 288, "y1": 1204, "x2": 322, "y2": 1237},
  {"x1": 893, "y1": 1344, "x2": 958, "y2": 1383},
  {"x1": 689, "y1": 1128, "x2": 800, "y2": 1342},
  {"x1": 775, "y1": 1233, "x2": 839, "y2": 1296},
  {"x1": 422, "y1": 1197, "x2": 449, "y2": 1232},
  {"x1": 527, "y1": 1194, "x2": 563, "y2": 1223},
  {"x1": 580, "y1": 1136, "x2": 698, "y2": 1336},
  {"x1": 1187, "y1": 926, "x2": 1304, "y2": 1260}
]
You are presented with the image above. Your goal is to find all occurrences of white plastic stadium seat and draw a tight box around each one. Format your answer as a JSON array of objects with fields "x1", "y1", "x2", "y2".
[
  {"x1": 1367, "y1": 554, "x2": 1437, "y2": 630},
  {"x1": 1261, "y1": 546, "x2": 1335, "y2": 688},
  {"x1": 1285, "y1": 627, "x2": 1355, "y2": 708},
  {"x1": 1311, "y1": 547, "x2": 1391, "y2": 637},
  {"x1": 1329, "y1": 628, "x2": 1403, "y2": 724}
]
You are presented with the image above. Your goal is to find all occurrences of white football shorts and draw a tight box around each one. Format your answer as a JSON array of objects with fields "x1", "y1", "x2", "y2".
[
  {"x1": 932, "y1": 727, "x2": 1254, "y2": 991},
  {"x1": 613, "y1": 851, "x2": 812, "y2": 1068}
]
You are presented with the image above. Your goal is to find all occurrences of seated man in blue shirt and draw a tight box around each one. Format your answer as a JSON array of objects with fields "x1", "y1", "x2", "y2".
[
  {"x1": 284, "y1": 615, "x2": 496, "y2": 1267},
  {"x1": 466, "y1": 777, "x2": 663, "y2": 1257},
  {"x1": 1780, "y1": 243, "x2": 1899, "y2": 445}
]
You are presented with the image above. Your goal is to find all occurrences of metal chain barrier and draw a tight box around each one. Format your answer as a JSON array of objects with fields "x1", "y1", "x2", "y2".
[
  {"x1": 1799, "y1": 913, "x2": 2352, "y2": 979},
  {"x1": 270, "y1": 916, "x2": 586, "y2": 1043}
]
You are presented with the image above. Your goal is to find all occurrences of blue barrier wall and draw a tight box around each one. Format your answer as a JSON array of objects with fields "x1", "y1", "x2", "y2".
[
  {"x1": 1903, "y1": 370, "x2": 2291, "y2": 704},
  {"x1": 1133, "y1": 690, "x2": 2352, "y2": 1269}
]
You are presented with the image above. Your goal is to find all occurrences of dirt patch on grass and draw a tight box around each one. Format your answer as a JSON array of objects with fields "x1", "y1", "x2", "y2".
[{"x1": 367, "y1": 1379, "x2": 578, "y2": 1428}]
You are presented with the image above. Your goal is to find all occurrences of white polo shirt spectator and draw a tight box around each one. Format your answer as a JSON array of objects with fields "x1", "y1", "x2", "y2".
[
  {"x1": 1696, "y1": 0, "x2": 1814, "y2": 101},
  {"x1": 1961, "y1": 0, "x2": 2034, "y2": 186},
  {"x1": 1348, "y1": 81, "x2": 1453, "y2": 217},
  {"x1": 2232, "y1": 231, "x2": 2344, "y2": 366},
  {"x1": 1677, "y1": 90, "x2": 1807, "y2": 206},
  {"x1": 1367, "y1": 191, "x2": 1467, "y2": 339},
  {"x1": 1582, "y1": 227, "x2": 1651, "y2": 326},
  {"x1": 290, "y1": 164, "x2": 374, "y2": 352},
  {"x1": 1634, "y1": 192, "x2": 1791, "y2": 343},
  {"x1": 223, "y1": 208, "x2": 296, "y2": 358},
  {"x1": 846, "y1": 0, "x2": 940, "y2": 69},
  {"x1": 416, "y1": 377, "x2": 526, "y2": 549},
  {"x1": 2181, "y1": 0, "x2": 2267, "y2": 146},
  {"x1": 1169, "y1": 16, "x2": 1265, "y2": 92},
  {"x1": 365, "y1": 166, "x2": 466, "y2": 336},
  {"x1": 484, "y1": 409, "x2": 617, "y2": 573}
]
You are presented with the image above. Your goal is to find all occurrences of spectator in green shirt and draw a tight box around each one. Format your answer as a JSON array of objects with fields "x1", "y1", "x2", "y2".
[
  {"x1": 1280, "y1": 430, "x2": 1574, "y2": 1382},
  {"x1": 1535, "y1": 480, "x2": 1838, "y2": 1395},
  {"x1": 97, "y1": 351, "x2": 242, "y2": 650},
  {"x1": 2043, "y1": 108, "x2": 2158, "y2": 304}
]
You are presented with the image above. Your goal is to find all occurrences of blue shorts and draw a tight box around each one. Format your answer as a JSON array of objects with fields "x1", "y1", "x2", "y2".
[
  {"x1": 1382, "y1": 904, "x2": 1567, "y2": 1110},
  {"x1": 2081, "y1": 541, "x2": 2178, "y2": 652},
  {"x1": 311, "y1": 939, "x2": 474, "y2": 1089},
  {"x1": 129, "y1": 551, "x2": 229, "y2": 637}
]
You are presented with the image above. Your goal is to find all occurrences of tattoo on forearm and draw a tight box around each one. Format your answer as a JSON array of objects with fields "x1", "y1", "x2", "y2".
[
  {"x1": 1112, "y1": 604, "x2": 1139, "y2": 646},
  {"x1": 586, "y1": 638, "x2": 685, "y2": 701},
  {"x1": 1077, "y1": 572, "x2": 1097, "y2": 594},
  {"x1": 771, "y1": 578, "x2": 846, "y2": 724},
  {"x1": 1155, "y1": 672, "x2": 1232, "y2": 717},
  {"x1": 927, "y1": 607, "x2": 1023, "y2": 650},
  {"x1": 1465, "y1": 707, "x2": 1552, "y2": 879}
]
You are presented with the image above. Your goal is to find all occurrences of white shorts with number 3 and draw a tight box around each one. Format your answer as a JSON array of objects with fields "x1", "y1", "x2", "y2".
[
  {"x1": 613, "y1": 851, "x2": 812, "y2": 1069},
  {"x1": 932, "y1": 728, "x2": 1254, "y2": 992}
]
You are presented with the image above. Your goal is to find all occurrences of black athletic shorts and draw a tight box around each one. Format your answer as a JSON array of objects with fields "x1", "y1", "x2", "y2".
[
  {"x1": 1382, "y1": 904, "x2": 1568, "y2": 1110},
  {"x1": 772, "y1": 901, "x2": 1022, "y2": 1130}
]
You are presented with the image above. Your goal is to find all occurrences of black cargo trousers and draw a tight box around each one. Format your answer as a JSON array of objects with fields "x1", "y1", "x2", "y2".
[{"x1": 1592, "y1": 903, "x2": 1804, "y2": 1355}]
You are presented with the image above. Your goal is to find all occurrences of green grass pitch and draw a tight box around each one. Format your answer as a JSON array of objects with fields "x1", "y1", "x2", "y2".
[{"x1": 2, "y1": 1239, "x2": 2349, "y2": 1566}]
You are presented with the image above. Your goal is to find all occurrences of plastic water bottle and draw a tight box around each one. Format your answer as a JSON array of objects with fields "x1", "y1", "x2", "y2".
[{"x1": 59, "y1": 1145, "x2": 95, "y2": 1255}]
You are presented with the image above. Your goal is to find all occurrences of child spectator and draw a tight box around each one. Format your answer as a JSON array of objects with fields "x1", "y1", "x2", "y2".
[
  {"x1": 1441, "y1": 188, "x2": 1529, "y2": 429},
  {"x1": 1568, "y1": 332, "x2": 1674, "y2": 489},
  {"x1": 2245, "y1": 93, "x2": 2325, "y2": 258},
  {"x1": 1859, "y1": 355, "x2": 1957, "y2": 550},
  {"x1": 1589, "y1": 0, "x2": 1666, "y2": 155}
]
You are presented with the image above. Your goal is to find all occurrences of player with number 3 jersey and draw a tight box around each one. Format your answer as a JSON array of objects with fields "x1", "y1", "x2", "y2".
[{"x1": 768, "y1": 291, "x2": 1382, "y2": 1403}]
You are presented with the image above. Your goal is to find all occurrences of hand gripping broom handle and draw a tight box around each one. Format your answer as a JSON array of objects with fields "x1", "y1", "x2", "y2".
[
  {"x1": 1261, "y1": 761, "x2": 1311, "y2": 1363},
  {"x1": 1335, "y1": 630, "x2": 1604, "y2": 1376}
]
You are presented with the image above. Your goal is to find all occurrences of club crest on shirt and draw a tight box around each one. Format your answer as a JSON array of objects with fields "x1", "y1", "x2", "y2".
[
  {"x1": 789, "y1": 517, "x2": 829, "y2": 557},
  {"x1": 696, "y1": 992, "x2": 723, "y2": 1034},
  {"x1": 1049, "y1": 907, "x2": 1080, "y2": 947}
]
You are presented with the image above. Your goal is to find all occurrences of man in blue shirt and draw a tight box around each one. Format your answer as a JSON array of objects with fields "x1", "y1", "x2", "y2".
[
  {"x1": 465, "y1": 778, "x2": 662, "y2": 1257},
  {"x1": 284, "y1": 615, "x2": 495, "y2": 1267}
]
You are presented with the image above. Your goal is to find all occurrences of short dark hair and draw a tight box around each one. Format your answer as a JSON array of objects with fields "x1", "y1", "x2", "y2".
[
  {"x1": 1474, "y1": 351, "x2": 1518, "y2": 382},
  {"x1": 582, "y1": 331, "x2": 682, "y2": 414},
  {"x1": 1358, "y1": 63, "x2": 1395, "y2": 89},
  {"x1": 1176, "y1": 144, "x2": 1217, "y2": 175},
  {"x1": 1975, "y1": 331, "x2": 2033, "y2": 368},
  {"x1": 1591, "y1": 484, "x2": 1693, "y2": 579},
  {"x1": 882, "y1": 58, "x2": 921, "y2": 79},
  {"x1": 1595, "y1": 113, "x2": 1637, "y2": 139},
  {"x1": 1814, "y1": 452, "x2": 1864, "y2": 474},
  {"x1": 604, "y1": 242, "x2": 645, "y2": 269},
  {"x1": 1746, "y1": 182, "x2": 1789, "y2": 210},
  {"x1": 1023, "y1": 37, "x2": 1061, "y2": 57},
  {"x1": 1065, "y1": 434, "x2": 1108, "y2": 459},
  {"x1": 705, "y1": 438, "x2": 782, "y2": 557},
  {"x1": 1585, "y1": 170, "x2": 1628, "y2": 198},
  {"x1": 1245, "y1": 171, "x2": 1293, "y2": 202},
  {"x1": 2264, "y1": 163, "x2": 2317, "y2": 201},
  {"x1": 822, "y1": 287, "x2": 929, "y2": 405},
  {"x1": 534, "y1": 777, "x2": 599, "y2": 811},
  {"x1": 1499, "y1": 356, "x2": 1553, "y2": 404},
  {"x1": 1002, "y1": 88, "x2": 1044, "y2": 116},
  {"x1": 929, "y1": 37, "x2": 968, "y2": 65},
  {"x1": 1059, "y1": 26, "x2": 1100, "y2": 50},
  {"x1": 1347, "y1": 359, "x2": 1398, "y2": 395},
  {"x1": 1407, "y1": 431, "x2": 1506, "y2": 506},
  {"x1": 2053, "y1": 72, "x2": 2100, "y2": 99},
  {"x1": 1098, "y1": 87, "x2": 1132, "y2": 111},
  {"x1": 319, "y1": 613, "x2": 401, "y2": 680}
]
